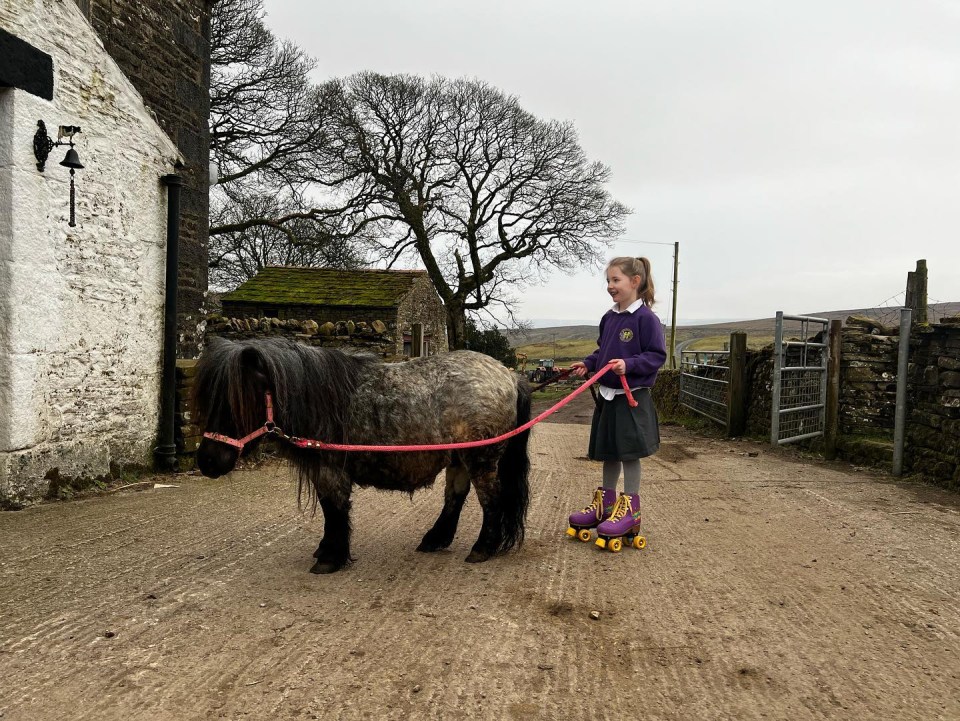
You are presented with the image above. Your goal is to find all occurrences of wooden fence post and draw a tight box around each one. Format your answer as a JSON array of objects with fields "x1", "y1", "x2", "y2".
[
  {"x1": 905, "y1": 259, "x2": 927, "y2": 325},
  {"x1": 824, "y1": 319, "x2": 842, "y2": 460},
  {"x1": 727, "y1": 331, "x2": 748, "y2": 437},
  {"x1": 411, "y1": 323, "x2": 424, "y2": 358}
]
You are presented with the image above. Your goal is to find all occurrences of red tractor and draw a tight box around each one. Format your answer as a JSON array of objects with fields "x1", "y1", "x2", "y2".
[{"x1": 529, "y1": 358, "x2": 564, "y2": 384}]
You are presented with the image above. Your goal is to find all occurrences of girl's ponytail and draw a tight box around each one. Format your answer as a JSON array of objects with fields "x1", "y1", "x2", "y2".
[{"x1": 638, "y1": 256, "x2": 655, "y2": 307}]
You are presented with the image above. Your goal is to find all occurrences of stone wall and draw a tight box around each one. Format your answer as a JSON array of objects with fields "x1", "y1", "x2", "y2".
[
  {"x1": 651, "y1": 369, "x2": 694, "y2": 423},
  {"x1": 205, "y1": 316, "x2": 400, "y2": 359},
  {"x1": 222, "y1": 304, "x2": 396, "y2": 327},
  {"x1": 723, "y1": 317, "x2": 960, "y2": 489},
  {"x1": 0, "y1": 0, "x2": 184, "y2": 507},
  {"x1": 741, "y1": 321, "x2": 901, "y2": 441},
  {"x1": 176, "y1": 359, "x2": 199, "y2": 468},
  {"x1": 73, "y1": 0, "x2": 212, "y2": 356},
  {"x1": 744, "y1": 347, "x2": 775, "y2": 438},
  {"x1": 906, "y1": 319, "x2": 960, "y2": 488},
  {"x1": 839, "y1": 317, "x2": 899, "y2": 435}
]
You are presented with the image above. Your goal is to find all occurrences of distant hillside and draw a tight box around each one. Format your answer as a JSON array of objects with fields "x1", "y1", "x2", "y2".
[{"x1": 505, "y1": 302, "x2": 960, "y2": 348}]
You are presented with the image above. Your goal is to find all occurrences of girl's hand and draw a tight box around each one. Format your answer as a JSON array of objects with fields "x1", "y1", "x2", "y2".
[
  {"x1": 569, "y1": 361, "x2": 588, "y2": 378},
  {"x1": 610, "y1": 359, "x2": 627, "y2": 375}
]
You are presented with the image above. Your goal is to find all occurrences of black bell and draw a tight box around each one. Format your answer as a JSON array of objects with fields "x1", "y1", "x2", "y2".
[{"x1": 59, "y1": 148, "x2": 83, "y2": 170}]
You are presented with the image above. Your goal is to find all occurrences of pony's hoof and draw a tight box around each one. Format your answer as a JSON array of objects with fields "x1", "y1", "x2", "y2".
[
  {"x1": 416, "y1": 536, "x2": 451, "y2": 553},
  {"x1": 310, "y1": 560, "x2": 346, "y2": 574},
  {"x1": 464, "y1": 549, "x2": 492, "y2": 563}
]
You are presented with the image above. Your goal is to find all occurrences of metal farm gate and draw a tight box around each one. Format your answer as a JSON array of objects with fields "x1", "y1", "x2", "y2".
[
  {"x1": 679, "y1": 350, "x2": 730, "y2": 426},
  {"x1": 771, "y1": 312, "x2": 829, "y2": 445}
]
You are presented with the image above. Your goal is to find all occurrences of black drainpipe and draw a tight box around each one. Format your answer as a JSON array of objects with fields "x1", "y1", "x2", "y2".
[{"x1": 155, "y1": 172, "x2": 183, "y2": 472}]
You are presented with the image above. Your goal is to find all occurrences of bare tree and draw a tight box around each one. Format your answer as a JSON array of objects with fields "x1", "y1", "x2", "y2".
[
  {"x1": 317, "y1": 73, "x2": 630, "y2": 349},
  {"x1": 209, "y1": 191, "x2": 365, "y2": 290},
  {"x1": 208, "y1": 0, "x2": 365, "y2": 288}
]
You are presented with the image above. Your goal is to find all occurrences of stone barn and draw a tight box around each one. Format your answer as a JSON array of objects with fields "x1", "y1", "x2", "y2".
[
  {"x1": 220, "y1": 266, "x2": 448, "y2": 357},
  {"x1": 0, "y1": 0, "x2": 212, "y2": 506}
]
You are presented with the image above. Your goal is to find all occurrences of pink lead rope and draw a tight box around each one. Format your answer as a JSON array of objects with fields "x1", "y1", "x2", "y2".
[{"x1": 203, "y1": 361, "x2": 638, "y2": 453}]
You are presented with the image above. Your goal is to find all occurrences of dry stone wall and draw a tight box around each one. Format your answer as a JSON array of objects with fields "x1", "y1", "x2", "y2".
[
  {"x1": 839, "y1": 317, "x2": 900, "y2": 435},
  {"x1": 675, "y1": 315, "x2": 960, "y2": 489},
  {"x1": 906, "y1": 319, "x2": 960, "y2": 488},
  {"x1": 205, "y1": 315, "x2": 399, "y2": 358},
  {"x1": 743, "y1": 348, "x2": 770, "y2": 438}
]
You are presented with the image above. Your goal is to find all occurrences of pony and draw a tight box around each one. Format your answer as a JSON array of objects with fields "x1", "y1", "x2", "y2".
[{"x1": 192, "y1": 336, "x2": 532, "y2": 574}]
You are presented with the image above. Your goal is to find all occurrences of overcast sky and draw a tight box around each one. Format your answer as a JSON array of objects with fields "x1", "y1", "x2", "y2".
[{"x1": 263, "y1": 0, "x2": 960, "y2": 326}]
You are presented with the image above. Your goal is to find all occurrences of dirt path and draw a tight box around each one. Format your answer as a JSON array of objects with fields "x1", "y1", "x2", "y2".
[{"x1": 1, "y1": 414, "x2": 958, "y2": 720}]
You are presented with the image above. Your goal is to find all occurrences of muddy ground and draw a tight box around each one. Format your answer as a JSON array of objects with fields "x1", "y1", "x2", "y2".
[{"x1": 0, "y1": 392, "x2": 958, "y2": 720}]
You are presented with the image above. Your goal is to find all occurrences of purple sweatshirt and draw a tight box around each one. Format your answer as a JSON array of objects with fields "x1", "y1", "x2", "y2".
[{"x1": 582, "y1": 304, "x2": 667, "y2": 389}]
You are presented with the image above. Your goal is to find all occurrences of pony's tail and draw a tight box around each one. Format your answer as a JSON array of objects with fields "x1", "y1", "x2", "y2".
[{"x1": 495, "y1": 377, "x2": 532, "y2": 553}]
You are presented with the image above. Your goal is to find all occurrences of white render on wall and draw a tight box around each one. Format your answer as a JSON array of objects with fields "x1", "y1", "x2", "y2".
[{"x1": 0, "y1": 0, "x2": 182, "y2": 504}]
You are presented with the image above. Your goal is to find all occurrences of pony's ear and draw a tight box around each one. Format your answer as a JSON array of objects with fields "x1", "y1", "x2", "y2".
[{"x1": 239, "y1": 346, "x2": 267, "y2": 376}]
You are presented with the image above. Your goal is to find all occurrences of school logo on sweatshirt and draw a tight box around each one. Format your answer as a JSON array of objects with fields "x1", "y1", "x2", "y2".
[{"x1": 619, "y1": 328, "x2": 634, "y2": 342}]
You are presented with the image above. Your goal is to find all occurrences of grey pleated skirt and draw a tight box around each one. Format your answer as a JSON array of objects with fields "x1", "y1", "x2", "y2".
[{"x1": 588, "y1": 388, "x2": 660, "y2": 461}]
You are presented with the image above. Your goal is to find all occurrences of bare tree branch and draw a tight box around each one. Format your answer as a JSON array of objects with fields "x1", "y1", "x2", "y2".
[{"x1": 208, "y1": 0, "x2": 370, "y2": 289}]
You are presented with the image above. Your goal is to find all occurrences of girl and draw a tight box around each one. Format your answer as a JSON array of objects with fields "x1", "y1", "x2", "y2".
[{"x1": 567, "y1": 256, "x2": 667, "y2": 550}]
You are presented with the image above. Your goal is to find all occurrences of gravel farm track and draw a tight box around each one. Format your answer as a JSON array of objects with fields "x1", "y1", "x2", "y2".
[{"x1": 1, "y1": 391, "x2": 958, "y2": 720}]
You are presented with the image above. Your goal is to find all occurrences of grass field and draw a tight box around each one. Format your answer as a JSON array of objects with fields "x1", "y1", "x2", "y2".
[
  {"x1": 686, "y1": 334, "x2": 776, "y2": 351},
  {"x1": 516, "y1": 339, "x2": 597, "y2": 365}
]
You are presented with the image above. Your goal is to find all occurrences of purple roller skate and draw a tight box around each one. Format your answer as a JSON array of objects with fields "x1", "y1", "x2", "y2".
[
  {"x1": 566, "y1": 487, "x2": 617, "y2": 543},
  {"x1": 596, "y1": 493, "x2": 647, "y2": 552}
]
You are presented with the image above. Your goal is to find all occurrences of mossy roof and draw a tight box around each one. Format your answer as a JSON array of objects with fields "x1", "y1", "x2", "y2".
[{"x1": 221, "y1": 266, "x2": 429, "y2": 308}]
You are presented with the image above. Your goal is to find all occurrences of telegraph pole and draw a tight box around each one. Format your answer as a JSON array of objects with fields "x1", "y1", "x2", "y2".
[{"x1": 669, "y1": 242, "x2": 679, "y2": 369}]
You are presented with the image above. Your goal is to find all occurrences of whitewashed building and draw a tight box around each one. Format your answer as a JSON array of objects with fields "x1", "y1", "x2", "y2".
[{"x1": 0, "y1": 0, "x2": 208, "y2": 506}]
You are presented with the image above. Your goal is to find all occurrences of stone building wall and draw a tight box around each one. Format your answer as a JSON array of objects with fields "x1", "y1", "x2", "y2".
[
  {"x1": 0, "y1": 0, "x2": 183, "y2": 506},
  {"x1": 73, "y1": 0, "x2": 212, "y2": 356},
  {"x1": 396, "y1": 274, "x2": 449, "y2": 355}
]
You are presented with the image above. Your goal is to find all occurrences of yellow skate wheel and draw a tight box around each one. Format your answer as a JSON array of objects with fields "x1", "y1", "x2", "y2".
[
  {"x1": 577, "y1": 529, "x2": 592, "y2": 543},
  {"x1": 595, "y1": 537, "x2": 607, "y2": 549},
  {"x1": 566, "y1": 527, "x2": 576, "y2": 538},
  {"x1": 632, "y1": 536, "x2": 647, "y2": 550},
  {"x1": 609, "y1": 538, "x2": 623, "y2": 553}
]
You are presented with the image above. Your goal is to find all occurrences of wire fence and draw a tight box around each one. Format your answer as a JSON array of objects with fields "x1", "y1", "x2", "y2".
[
  {"x1": 679, "y1": 351, "x2": 730, "y2": 426},
  {"x1": 869, "y1": 291, "x2": 955, "y2": 326}
]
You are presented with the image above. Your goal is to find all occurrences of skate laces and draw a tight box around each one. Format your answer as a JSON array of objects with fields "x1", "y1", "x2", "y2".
[
  {"x1": 579, "y1": 489, "x2": 604, "y2": 518},
  {"x1": 609, "y1": 494, "x2": 636, "y2": 522}
]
